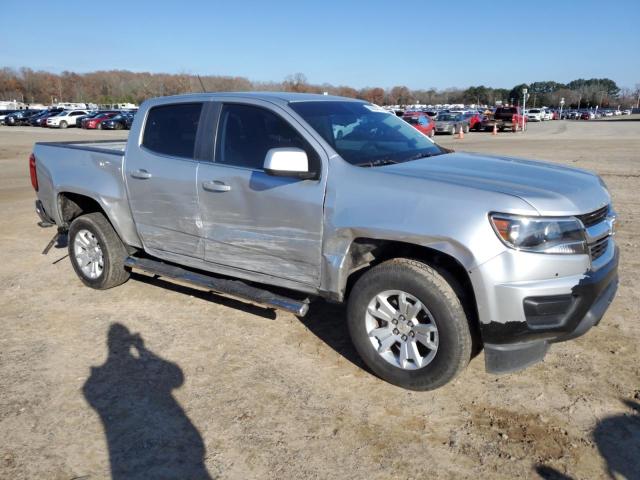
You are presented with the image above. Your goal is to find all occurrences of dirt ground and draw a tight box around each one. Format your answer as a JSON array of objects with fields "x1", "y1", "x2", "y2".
[{"x1": 1, "y1": 120, "x2": 639, "y2": 480}]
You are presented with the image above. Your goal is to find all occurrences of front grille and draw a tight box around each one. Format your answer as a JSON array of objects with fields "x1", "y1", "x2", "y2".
[
  {"x1": 577, "y1": 205, "x2": 609, "y2": 228},
  {"x1": 589, "y1": 235, "x2": 609, "y2": 260}
]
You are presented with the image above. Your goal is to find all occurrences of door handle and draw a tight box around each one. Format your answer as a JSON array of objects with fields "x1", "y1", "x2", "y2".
[
  {"x1": 131, "y1": 169, "x2": 152, "y2": 179},
  {"x1": 202, "y1": 180, "x2": 231, "y2": 192}
]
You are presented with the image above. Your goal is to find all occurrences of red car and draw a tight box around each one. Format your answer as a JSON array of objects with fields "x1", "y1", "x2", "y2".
[
  {"x1": 39, "y1": 111, "x2": 62, "y2": 127},
  {"x1": 402, "y1": 112, "x2": 435, "y2": 138},
  {"x1": 462, "y1": 112, "x2": 483, "y2": 131},
  {"x1": 82, "y1": 112, "x2": 119, "y2": 129}
]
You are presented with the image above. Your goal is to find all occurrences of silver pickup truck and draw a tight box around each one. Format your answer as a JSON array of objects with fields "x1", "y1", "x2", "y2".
[{"x1": 31, "y1": 93, "x2": 618, "y2": 390}]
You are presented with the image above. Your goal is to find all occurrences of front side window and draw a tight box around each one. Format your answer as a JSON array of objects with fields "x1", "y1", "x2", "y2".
[
  {"x1": 216, "y1": 104, "x2": 318, "y2": 171},
  {"x1": 290, "y1": 101, "x2": 445, "y2": 166},
  {"x1": 142, "y1": 103, "x2": 203, "y2": 159}
]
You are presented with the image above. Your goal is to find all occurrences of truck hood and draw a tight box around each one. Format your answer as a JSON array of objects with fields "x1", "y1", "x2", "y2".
[{"x1": 381, "y1": 151, "x2": 610, "y2": 215}]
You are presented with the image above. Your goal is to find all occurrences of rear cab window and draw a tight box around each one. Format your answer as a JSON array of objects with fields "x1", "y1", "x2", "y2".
[{"x1": 142, "y1": 103, "x2": 203, "y2": 159}]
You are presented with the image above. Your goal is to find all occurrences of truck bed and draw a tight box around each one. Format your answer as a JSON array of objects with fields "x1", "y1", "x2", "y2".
[{"x1": 35, "y1": 139, "x2": 127, "y2": 155}]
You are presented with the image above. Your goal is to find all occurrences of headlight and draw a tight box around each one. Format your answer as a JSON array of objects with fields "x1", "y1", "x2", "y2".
[{"x1": 489, "y1": 213, "x2": 587, "y2": 254}]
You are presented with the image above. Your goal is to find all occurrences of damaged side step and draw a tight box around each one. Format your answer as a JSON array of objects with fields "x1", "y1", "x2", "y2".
[{"x1": 124, "y1": 256, "x2": 310, "y2": 317}]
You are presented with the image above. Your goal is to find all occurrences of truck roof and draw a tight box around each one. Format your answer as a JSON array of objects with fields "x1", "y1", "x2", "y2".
[{"x1": 146, "y1": 91, "x2": 365, "y2": 105}]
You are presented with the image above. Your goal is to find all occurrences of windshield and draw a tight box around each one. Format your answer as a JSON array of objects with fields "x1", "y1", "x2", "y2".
[
  {"x1": 436, "y1": 113, "x2": 458, "y2": 121},
  {"x1": 403, "y1": 117, "x2": 420, "y2": 125},
  {"x1": 289, "y1": 101, "x2": 445, "y2": 166}
]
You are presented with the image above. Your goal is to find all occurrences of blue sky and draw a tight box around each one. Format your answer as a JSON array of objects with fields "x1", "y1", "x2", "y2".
[{"x1": 1, "y1": 0, "x2": 639, "y2": 90}]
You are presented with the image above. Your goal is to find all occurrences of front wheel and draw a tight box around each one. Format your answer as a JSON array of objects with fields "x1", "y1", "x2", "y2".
[
  {"x1": 68, "y1": 212, "x2": 130, "y2": 289},
  {"x1": 347, "y1": 258, "x2": 472, "y2": 390},
  {"x1": 59, "y1": 121, "x2": 68, "y2": 129}
]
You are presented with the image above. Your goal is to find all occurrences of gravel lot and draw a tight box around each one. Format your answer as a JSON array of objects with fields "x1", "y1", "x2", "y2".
[{"x1": 1, "y1": 120, "x2": 639, "y2": 479}]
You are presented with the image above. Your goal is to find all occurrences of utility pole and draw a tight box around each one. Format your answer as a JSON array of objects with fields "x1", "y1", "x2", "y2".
[{"x1": 522, "y1": 88, "x2": 528, "y2": 132}]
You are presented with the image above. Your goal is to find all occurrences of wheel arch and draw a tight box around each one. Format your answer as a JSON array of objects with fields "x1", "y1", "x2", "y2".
[
  {"x1": 57, "y1": 191, "x2": 140, "y2": 252},
  {"x1": 328, "y1": 237, "x2": 481, "y2": 344}
]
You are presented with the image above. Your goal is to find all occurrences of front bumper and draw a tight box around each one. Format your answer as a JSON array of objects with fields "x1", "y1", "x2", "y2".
[{"x1": 475, "y1": 246, "x2": 619, "y2": 373}]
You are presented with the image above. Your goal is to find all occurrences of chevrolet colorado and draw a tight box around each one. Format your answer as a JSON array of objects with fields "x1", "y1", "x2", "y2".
[{"x1": 31, "y1": 93, "x2": 618, "y2": 390}]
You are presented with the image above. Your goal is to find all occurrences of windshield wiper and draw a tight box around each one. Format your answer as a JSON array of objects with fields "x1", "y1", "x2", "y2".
[
  {"x1": 406, "y1": 149, "x2": 452, "y2": 161},
  {"x1": 407, "y1": 152, "x2": 438, "y2": 161},
  {"x1": 356, "y1": 158, "x2": 399, "y2": 167}
]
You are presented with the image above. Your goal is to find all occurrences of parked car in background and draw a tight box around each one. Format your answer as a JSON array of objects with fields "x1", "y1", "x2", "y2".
[
  {"x1": 29, "y1": 109, "x2": 63, "y2": 127},
  {"x1": 82, "y1": 111, "x2": 119, "y2": 129},
  {"x1": 101, "y1": 113, "x2": 135, "y2": 130},
  {"x1": 527, "y1": 109, "x2": 543, "y2": 122},
  {"x1": 481, "y1": 106, "x2": 526, "y2": 132},
  {"x1": 4, "y1": 109, "x2": 41, "y2": 126},
  {"x1": 402, "y1": 112, "x2": 435, "y2": 137},
  {"x1": 47, "y1": 109, "x2": 89, "y2": 128},
  {"x1": 580, "y1": 111, "x2": 594, "y2": 120},
  {"x1": 542, "y1": 109, "x2": 553, "y2": 121},
  {"x1": 75, "y1": 111, "x2": 100, "y2": 127},
  {"x1": 622, "y1": 109, "x2": 632, "y2": 115},
  {"x1": 462, "y1": 111, "x2": 482, "y2": 130},
  {"x1": 0, "y1": 110, "x2": 18, "y2": 125},
  {"x1": 435, "y1": 112, "x2": 468, "y2": 134}
]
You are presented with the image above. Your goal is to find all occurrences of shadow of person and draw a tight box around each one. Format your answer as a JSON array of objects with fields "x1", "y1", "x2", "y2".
[
  {"x1": 593, "y1": 399, "x2": 640, "y2": 479},
  {"x1": 83, "y1": 323, "x2": 212, "y2": 479},
  {"x1": 535, "y1": 465, "x2": 574, "y2": 480}
]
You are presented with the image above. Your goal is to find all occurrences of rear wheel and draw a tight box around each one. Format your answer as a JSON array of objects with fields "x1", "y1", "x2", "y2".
[
  {"x1": 68, "y1": 212, "x2": 130, "y2": 289},
  {"x1": 347, "y1": 258, "x2": 472, "y2": 390}
]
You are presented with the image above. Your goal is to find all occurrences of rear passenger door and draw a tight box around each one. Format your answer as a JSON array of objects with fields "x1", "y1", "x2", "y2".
[
  {"x1": 197, "y1": 102, "x2": 327, "y2": 287},
  {"x1": 125, "y1": 102, "x2": 206, "y2": 259}
]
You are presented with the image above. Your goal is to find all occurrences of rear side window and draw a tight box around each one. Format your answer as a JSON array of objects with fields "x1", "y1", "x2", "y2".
[{"x1": 142, "y1": 103, "x2": 203, "y2": 159}]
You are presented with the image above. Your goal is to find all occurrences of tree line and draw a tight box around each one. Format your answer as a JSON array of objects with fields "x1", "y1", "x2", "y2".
[{"x1": 0, "y1": 67, "x2": 637, "y2": 108}]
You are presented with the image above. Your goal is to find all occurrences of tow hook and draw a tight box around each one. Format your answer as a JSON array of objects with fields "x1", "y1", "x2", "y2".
[{"x1": 42, "y1": 227, "x2": 66, "y2": 255}]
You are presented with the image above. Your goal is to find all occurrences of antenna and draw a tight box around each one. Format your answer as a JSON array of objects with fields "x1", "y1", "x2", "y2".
[{"x1": 197, "y1": 75, "x2": 207, "y2": 93}]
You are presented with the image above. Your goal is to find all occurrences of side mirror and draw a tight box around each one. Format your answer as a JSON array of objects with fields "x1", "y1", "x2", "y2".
[{"x1": 263, "y1": 148, "x2": 316, "y2": 179}]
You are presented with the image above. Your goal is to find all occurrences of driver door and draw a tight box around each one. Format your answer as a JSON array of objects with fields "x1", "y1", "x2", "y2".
[{"x1": 197, "y1": 102, "x2": 327, "y2": 286}]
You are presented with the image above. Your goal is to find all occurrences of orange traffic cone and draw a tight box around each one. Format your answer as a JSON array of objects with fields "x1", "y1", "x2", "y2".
[
  {"x1": 492, "y1": 123, "x2": 497, "y2": 135},
  {"x1": 457, "y1": 124, "x2": 464, "y2": 139}
]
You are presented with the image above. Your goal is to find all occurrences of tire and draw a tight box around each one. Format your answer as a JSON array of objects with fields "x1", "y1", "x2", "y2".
[
  {"x1": 68, "y1": 212, "x2": 130, "y2": 289},
  {"x1": 115, "y1": 123, "x2": 123, "y2": 130},
  {"x1": 347, "y1": 258, "x2": 472, "y2": 390},
  {"x1": 96, "y1": 122, "x2": 102, "y2": 130},
  {"x1": 464, "y1": 124, "x2": 470, "y2": 134},
  {"x1": 59, "y1": 121, "x2": 68, "y2": 129},
  {"x1": 429, "y1": 128, "x2": 435, "y2": 138}
]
